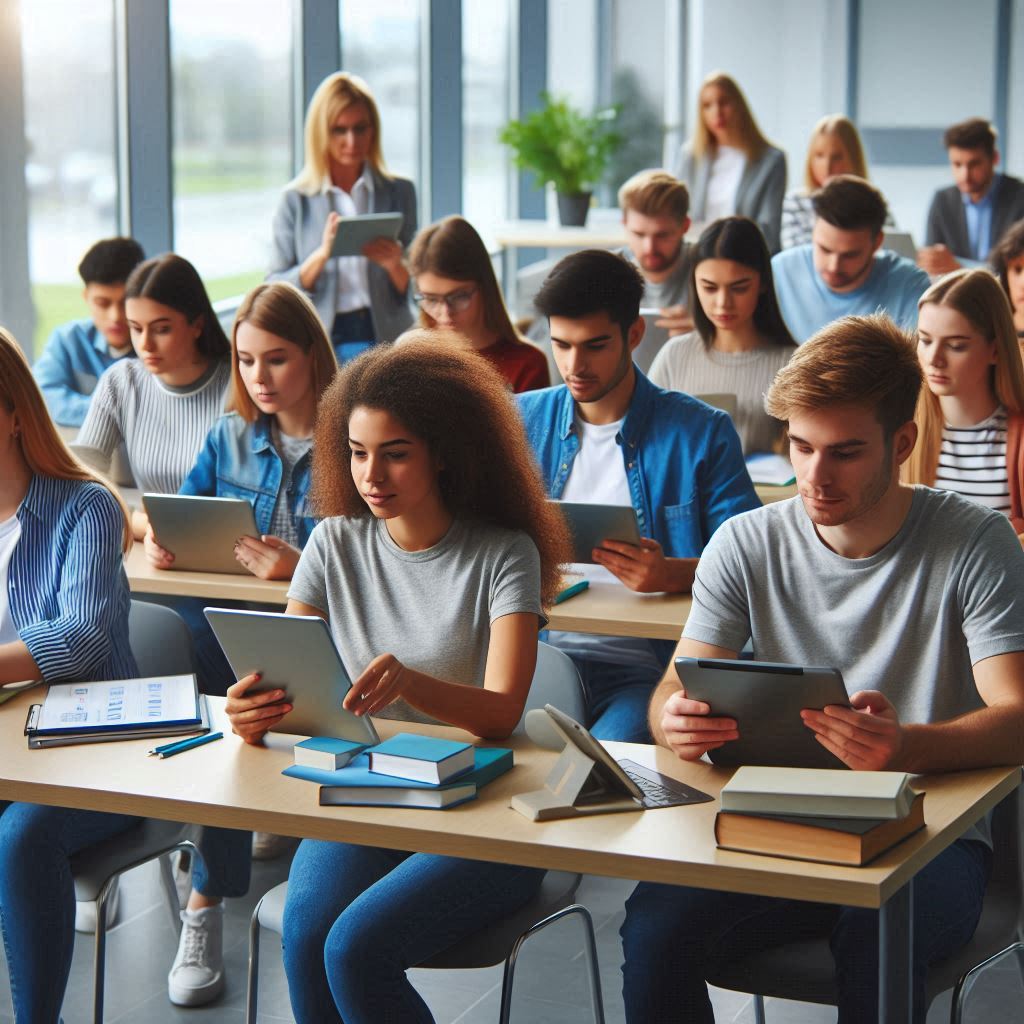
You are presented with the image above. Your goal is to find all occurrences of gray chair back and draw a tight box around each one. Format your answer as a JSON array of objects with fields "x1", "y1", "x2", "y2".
[
  {"x1": 515, "y1": 641, "x2": 586, "y2": 732},
  {"x1": 128, "y1": 599, "x2": 196, "y2": 677}
]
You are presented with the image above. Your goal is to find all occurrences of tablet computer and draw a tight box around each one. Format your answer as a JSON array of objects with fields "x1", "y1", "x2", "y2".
[
  {"x1": 548, "y1": 501, "x2": 642, "y2": 563},
  {"x1": 329, "y1": 212, "x2": 404, "y2": 259},
  {"x1": 144, "y1": 494, "x2": 259, "y2": 575},
  {"x1": 204, "y1": 608, "x2": 380, "y2": 744},
  {"x1": 675, "y1": 657, "x2": 850, "y2": 769}
]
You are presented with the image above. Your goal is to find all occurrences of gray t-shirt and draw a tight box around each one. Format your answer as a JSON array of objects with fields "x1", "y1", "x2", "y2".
[
  {"x1": 684, "y1": 487, "x2": 1024, "y2": 847},
  {"x1": 288, "y1": 515, "x2": 544, "y2": 724}
]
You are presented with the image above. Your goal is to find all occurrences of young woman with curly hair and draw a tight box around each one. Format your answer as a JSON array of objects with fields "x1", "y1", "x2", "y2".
[{"x1": 224, "y1": 331, "x2": 570, "y2": 1023}]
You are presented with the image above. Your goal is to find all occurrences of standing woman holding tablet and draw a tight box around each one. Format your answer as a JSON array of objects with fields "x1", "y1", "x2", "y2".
[
  {"x1": 673, "y1": 72, "x2": 787, "y2": 252},
  {"x1": 648, "y1": 217, "x2": 796, "y2": 454},
  {"x1": 268, "y1": 72, "x2": 417, "y2": 361},
  {"x1": 0, "y1": 330, "x2": 138, "y2": 1023},
  {"x1": 76, "y1": 253, "x2": 231, "y2": 539},
  {"x1": 905, "y1": 268, "x2": 1024, "y2": 538},
  {"x1": 224, "y1": 334, "x2": 571, "y2": 1023}
]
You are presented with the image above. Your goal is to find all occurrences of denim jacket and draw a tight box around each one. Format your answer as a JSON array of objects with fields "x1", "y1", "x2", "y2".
[
  {"x1": 517, "y1": 368, "x2": 760, "y2": 558},
  {"x1": 180, "y1": 413, "x2": 317, "y2": 545}
]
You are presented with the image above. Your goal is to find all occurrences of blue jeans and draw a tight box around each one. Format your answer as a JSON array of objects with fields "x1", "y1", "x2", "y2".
[
  {"x1": 620, "y1": 837, "x2": 990, "y2": 1024},
  {"x1": 331, "y1": 308, "x2": 376, "y2": 364},
  {"x1": 191, "y1": 826, "x2": 252, "y2": 899},
  {"x1": 282, "y1": 839, "x2": 545, "y2": 1023},
  {"x1": 570, "y1": 655, "x2": 661, "y2": 743},
  {"x1": 0, "y1": 801, "x2": 138, "y2": 1023}
]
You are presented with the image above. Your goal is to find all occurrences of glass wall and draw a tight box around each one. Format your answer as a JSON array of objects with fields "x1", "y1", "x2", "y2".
[
  {"x1": 170, "y1": 0, "x2": 294, "y2": 301},
  {"x1": 339, "y1": 0, "x2": 422, "y2": 192},
  {"x1": 462, "y1": 0, "x2": 512, "y2": 244},
  {"x1": 21, "y1": 1, "x2": 118, "y2": 353}
]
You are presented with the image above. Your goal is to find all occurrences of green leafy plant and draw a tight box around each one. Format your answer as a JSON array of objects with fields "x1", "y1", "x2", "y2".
[{"x1": 499, "y1": 92, "x2": 621, "y2": 196}]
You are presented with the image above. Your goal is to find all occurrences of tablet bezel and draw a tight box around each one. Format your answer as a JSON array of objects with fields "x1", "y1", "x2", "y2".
[{"x1": 549, "y1": 501, "x2": 642, "y2": 564}]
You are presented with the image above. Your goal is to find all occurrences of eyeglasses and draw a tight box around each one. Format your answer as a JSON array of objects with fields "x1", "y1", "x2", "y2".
[{"x1": 414, "y1": 287, "x2": 477, "y2": 315}]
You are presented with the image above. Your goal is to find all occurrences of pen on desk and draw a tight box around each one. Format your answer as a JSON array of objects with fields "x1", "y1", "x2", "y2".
[
  {"x1": 150, "y1": 732, "x2": 223, "y2": 758},
  {"x1": 553, "y1": 579, "x2": 589, "y2": 605}
]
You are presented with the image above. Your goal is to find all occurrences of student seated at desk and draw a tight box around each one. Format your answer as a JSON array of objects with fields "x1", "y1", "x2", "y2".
[
  {"x1": 32, "y1": 236, "x2": 146, "y2": 428},
  {"x1": 649, "y1": 216, "x2": 796, "y2": 454},
  {"x1": 623, "y1": 315, "x2": 1024, "y2": 1024},
  {"x1": 224, "y1": 335, "x2": 570, "y2": 1024},
  {"x1": 517, "y1": 249, "x2": 759, "y2": 743},
  {"x1": 904, "y1": 269, "x2": 1024, "y2": 539},
  {"x1": 0, "y1": 329, "x2": 140, "y2": 1023},
  {"x1": 408, "y1": 215, "x2": 549, "y2": 393}
]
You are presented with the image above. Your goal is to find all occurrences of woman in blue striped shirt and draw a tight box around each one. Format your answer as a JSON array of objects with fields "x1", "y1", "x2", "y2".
[{"x1": 0, "y1": 329, "x2": 139, "y2": 1023}]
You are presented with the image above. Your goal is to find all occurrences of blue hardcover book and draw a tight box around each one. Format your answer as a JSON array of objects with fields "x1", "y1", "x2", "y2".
[
  {"x1": 283, "y1": 747, "x2": 513, "y2": 810},
  {"x1": 294, "y1": 736, "x2": 367, "y2": 771},
  {"x1": 368, "y1": 732, "x2": 474, "y2": 784}
]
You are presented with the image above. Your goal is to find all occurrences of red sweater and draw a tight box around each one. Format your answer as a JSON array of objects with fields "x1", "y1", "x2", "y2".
[
  {"x1": 478, "y1": 337, "x2": 550, "y2": 394},
  {"x1": 1008, "y1": 414, "x2": 1024, "y2": 533}
]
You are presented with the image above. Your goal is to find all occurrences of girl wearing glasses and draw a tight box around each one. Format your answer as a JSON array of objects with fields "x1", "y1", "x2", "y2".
[
  {"x1": 409, "y1": 216, "x2": 550, "y2": 392},
  {"x1": 268, "y1": 72, "x2": 417, "y2": 363}
]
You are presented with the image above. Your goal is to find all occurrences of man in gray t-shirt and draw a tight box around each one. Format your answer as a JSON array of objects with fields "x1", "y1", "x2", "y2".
[{"x1": 621, "y1": 315, "x2": 1024, "y2": 1024}]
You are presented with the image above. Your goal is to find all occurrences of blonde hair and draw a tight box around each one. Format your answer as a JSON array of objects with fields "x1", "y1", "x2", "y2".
[
  {"x1": 617, "y1": 169, "x2": 690, "y2": 222},
  {"x1": 227, "y1": 283, "x2": 338, "y2": 422},
  {"x1": 0, "y1": 329, "x2": 131, "y2": 551},
  {"x1": 765, "y1": 314, "x2": 921, "y2": 437},
  {"x1": 803, "y1": 114, "x2": 869, "y2": 191},
  {"x1": 690, "y1": 72, "x2": 771, "y2": 163},
  {"x1": 904, "y1": 269, "x2": 1024, "y2": 486},
  {"x1": 290, "y1": 72, "x2": 390, "y2": 195}
]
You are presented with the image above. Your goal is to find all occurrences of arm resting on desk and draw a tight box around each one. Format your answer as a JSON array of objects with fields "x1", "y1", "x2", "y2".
[{"x1": 0, "y1": 641, "x2": 42, "y2": 686}]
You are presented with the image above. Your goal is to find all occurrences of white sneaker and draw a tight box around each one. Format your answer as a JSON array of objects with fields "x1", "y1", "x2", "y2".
[
  {"x1": 167, "y1": 904, "x2": 225, "y2": 1006},
  {"x1": 251, "y1": 832, "x2": 300, "y2": 861},
  {"x1": 74, "y1": 876, "x2": 120, "y2": 934}
]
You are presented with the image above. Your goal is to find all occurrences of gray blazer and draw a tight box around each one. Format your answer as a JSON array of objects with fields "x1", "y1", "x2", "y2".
[
  {"x1": 924, "y1": 174, "x2": 1024, "y2": 262},
  {"x1": 675, "y1": 143, "x2": 787, "y2": 253},
  {"x1": 268, "y1": 169, "x2": 418, "y2": 343}
]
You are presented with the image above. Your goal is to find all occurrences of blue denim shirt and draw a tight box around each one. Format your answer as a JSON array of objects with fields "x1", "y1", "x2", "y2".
[
  {"x1": 32, "y1": 318, "x2": 129, "y2": 427},
  {"x1": 517, "y1": 368, "x2": 760, "y2": 558},
  {"x1": 11, "y1": 475, "x2": 136, "y2": 682},
  {"x1": 180, "y1": 412, "x2": 316, "y2": 545}
]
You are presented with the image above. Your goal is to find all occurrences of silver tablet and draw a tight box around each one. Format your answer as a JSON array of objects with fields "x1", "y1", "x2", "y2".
[
  {"x1": 675, "y1": 657, "x2": 850, "y2": 769},
  {"x1": 204, "y1": 608, "x2": 380, "y2": 744},
  {"x1": 549, "y1": 501, "x2": 642, "y2": 563},
  {"x1": 329, "y1": 212, "x2": 404, "y2": 258},
  {"x1": 144, "y1": 494, "x2": 259, "y2": 575}
]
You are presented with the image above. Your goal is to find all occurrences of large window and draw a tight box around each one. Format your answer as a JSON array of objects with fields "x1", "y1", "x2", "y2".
[
  {"x1": 21, "y1": 2, "x2": 118, "y2": 353},
  {"x1": 462, "y1": 1, "x2": 512, "y2": 243},
  {"x1": 170, "y1": 0, "x2": 294, "y2": 302},
  {"x1": 340, "y1": 0, "x2": 422, "y2": 192}
]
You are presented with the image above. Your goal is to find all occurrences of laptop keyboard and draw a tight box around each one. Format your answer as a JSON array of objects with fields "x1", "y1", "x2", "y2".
[{"x1": 618, "y1": 759, "x2": 714, "y2": 809}]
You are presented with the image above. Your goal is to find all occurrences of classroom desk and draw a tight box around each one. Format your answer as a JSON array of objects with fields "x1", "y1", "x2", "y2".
[{"x1": 0, "y1": 691, "x2": 1016, "y2": 1023}]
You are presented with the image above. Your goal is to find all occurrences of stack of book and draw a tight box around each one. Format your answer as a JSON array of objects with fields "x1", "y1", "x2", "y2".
[
  {"x1": 714, "y1": 766, "x2": 925, "y2": 866},
  {"x1": 283, "y1": 732, "x2": 513, "y2": 809}
]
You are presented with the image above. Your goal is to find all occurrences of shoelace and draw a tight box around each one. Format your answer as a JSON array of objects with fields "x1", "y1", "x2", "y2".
[{"x1": 178, "y1": 917, "x2": 211, "y2": 968}]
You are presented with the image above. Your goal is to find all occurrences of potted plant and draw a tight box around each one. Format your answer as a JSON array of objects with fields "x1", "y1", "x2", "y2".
[{"x1": 500, "y1": 92, "x2": 620, "y2": 227}]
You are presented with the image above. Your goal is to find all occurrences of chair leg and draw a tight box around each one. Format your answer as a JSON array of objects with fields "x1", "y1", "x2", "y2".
[
  {"x1": 157, "y1": 847, "x2": 186, "y2": 931},
  {"x1": 497, "y1": 903, "x2": 605, "y2": 1024},
  {"x1": 753, "y1": 992, "x2": 767, "y2": 1024},
  {"x1": 92, "y1": 875, "x2": 115, "y2": 1024},
  {"x1": 245, "y1": 899, "x2": 264, "y2": 1024}
]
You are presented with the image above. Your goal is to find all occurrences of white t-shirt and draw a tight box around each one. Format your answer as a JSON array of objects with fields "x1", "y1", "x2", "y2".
[
  {"x1": 561, "y1": 416, "x2": 630, "y2": 505},
  {"x1": 704, "y1": 145, "x2": 746, "y2": 222},
  {"x1": 0, "y1": 514, "x2": 23, "y2": 646}
]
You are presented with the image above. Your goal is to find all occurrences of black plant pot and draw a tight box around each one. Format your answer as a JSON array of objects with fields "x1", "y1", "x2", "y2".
[{"x1": 556, "y1": 191, "x2": 592, "y2": 227}]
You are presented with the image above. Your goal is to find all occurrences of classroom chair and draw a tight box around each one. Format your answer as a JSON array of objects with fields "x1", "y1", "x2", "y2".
[
  {"x1": 704, "y1": 787, "x2": 1024, "y2": 1023},
  {"x1": 72, "y1": 599, "x2": 200, "y2": 1023},
  {"x1": 245, "y1": 640, "x2": 606, "y2": 1024}
]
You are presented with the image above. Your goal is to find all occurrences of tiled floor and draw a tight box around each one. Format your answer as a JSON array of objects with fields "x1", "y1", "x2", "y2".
[{"x1": 1, "y1": 856, "x2": 1020, "y2": 1022}]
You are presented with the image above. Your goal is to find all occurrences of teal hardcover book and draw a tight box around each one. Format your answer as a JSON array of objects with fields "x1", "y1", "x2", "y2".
[{"x1": 368, "y1": 732, "x2": 474, "y2": 783}]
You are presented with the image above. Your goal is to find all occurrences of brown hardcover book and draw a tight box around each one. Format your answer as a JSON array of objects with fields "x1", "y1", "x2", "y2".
[{"x1": 715, "y1": 792, "x2": 925, "y2": 866}]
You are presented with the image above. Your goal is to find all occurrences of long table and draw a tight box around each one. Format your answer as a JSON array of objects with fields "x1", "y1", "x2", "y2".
[{"x1": 0, "y1": 691, "x2": 1016, "y2": 1022}]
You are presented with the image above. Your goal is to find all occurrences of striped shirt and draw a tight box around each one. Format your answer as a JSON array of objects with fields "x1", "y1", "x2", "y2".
[
  {"x1": 11, "y1": 475, "x2": 136, "y2": 682},
  {"x1": 76, "y1": 359, "x2": 230, "y2": 493},
  {"x1": 934, "y1": 407, "x2": 1010, "y2": 516}
]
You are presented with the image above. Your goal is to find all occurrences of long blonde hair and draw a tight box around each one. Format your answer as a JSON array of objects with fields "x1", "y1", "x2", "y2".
[
  {"x1": 0, "y1": 329, "x2": 131, "y2": 551},
  {"x1": 803, "y1": 114, "x2": 869, "y2": 191},
  {"x1": 290, "y1": 72, "x2": 390, "y2": 196},
  {"x1": 690, "y1": 72, "x2": 771, "y2": 163},
  {"x1": 226, "y1": 283, "x2": 338, "y2": 421},
  {"x1": 904, "y1": 269, "x2": 1024, "y2": 486}
]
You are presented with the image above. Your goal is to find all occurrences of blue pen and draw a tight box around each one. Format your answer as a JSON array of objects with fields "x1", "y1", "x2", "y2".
[
  {"x1": 553, "y1": 579, "x2": 589, "y2": 605},
  {"x1": 148, "y1": 735, "x2": 202, "y2": 756},
  {"x1": 153, "y1": 732, "x2": 224, "y2": 759}
]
